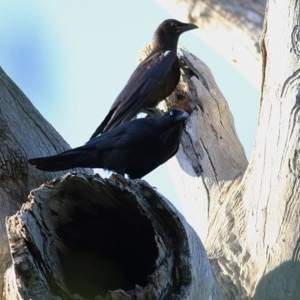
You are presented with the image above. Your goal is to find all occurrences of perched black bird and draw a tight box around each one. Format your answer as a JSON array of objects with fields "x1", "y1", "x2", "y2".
[
  {"x1": 29, "y1": 109, "x2": 189, "y2": 179},
  {"x1": 90, "y1": 19, "x2": 197, "y2": 139}
]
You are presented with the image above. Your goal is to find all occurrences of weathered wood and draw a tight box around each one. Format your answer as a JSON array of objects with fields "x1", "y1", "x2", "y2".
[
  {"x1": 3, "y1": 1, "x2": 300, "y2": 298},
  {"x1": 0, "y1": 66, "x2": 92, "y2": 297},
  {"x1": 1, "y1": 40, "x2": 250, "y2": 300},
  {"x1": 167, "y1": 1, "x2": 300, "y2": 298},
  {"x1": 2, "y1": 44, "x2": 247, "y2": 300},
  {"x1": 167, "y1": 48, "x2": 248, "y2": 240},
  {"x1": 4, "y1": 173, "x2": 223, "y2": 300}
]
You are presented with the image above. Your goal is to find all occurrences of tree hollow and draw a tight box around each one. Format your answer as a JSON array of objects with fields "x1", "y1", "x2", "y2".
[{"x1": 6, "y1": 173, "x2": 213, "y2": 299}]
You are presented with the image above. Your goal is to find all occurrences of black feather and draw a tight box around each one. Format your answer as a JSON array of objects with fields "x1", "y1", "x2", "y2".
[
  {"x1": 90, "y1": 19, "x2": 197, "y2": 138},
  {"x1": 29, "y1": 109, "x2": 189, "y2": 179}
]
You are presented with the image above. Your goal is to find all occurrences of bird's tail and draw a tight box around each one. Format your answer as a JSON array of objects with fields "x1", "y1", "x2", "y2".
[{"x1": 28, "y1": 149, "x2": 95, "y2": 172}]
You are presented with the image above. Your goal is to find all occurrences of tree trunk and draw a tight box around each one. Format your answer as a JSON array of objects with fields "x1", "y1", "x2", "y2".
[
  {"x1": 169, "y1": 0, "x2": 300, "y2": 298},
  {"x1": 4, "y1": 173, "x2": 223, "y2": 300},
  {"x1": 0, "y1": 66, "x2": 92, "y2": 297},
  {"x1": 0, "y1": 48, "x2": 247, "y2": 300},
  {"x1": 166, "y1": 48, "x2": 248, "y2": 240},
  {"x1": 2, "y1": 0, "x2": 300, "y2": 299}
]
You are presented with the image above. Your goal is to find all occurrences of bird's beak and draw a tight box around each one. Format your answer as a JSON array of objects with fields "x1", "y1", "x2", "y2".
[
  {"x1": 176, "y1": 111, "x2": 190, "y2": 122},
  {"x1": 178, "y1": 22, "x2": 198, "y2": 33}
]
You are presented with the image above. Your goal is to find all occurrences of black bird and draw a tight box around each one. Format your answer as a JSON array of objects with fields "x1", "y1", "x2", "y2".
[
  {"x1": 29, "y1": 109, "x2": 189, "y2": 179},
  {"x1": 90, "y1": 19, "x2": 197, "y2": 139}
]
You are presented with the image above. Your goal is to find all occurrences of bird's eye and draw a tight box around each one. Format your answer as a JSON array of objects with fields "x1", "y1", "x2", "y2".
[
  {"x1": 169, "y1": 111, "x2": 174, "y2": 116},
  {"x1": 170, "y1": 22, "x2": 175, "y2": 27}
]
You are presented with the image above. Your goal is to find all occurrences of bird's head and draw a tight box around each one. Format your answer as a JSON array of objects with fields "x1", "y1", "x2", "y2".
[
  {"x1": 153, "y1": 19, "x2": 198, "y2": 51},
  {"x1": 164, "y1": 108, "x2": 189, "y2": 124}
]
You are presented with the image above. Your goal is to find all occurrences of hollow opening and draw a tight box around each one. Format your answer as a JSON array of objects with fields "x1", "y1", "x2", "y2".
[{"x1": 56, "y1": 199, "x2": 158, "y2": 298}]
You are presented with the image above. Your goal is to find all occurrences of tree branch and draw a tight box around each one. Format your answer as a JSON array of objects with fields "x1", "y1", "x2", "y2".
[{"x1": 0, "y1": 66, "x2": 92, "y2": 296}]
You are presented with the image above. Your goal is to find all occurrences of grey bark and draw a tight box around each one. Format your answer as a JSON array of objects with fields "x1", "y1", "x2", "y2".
[
  {"x1": 0, "y1": 66, "x2": 92, "y2": 297},
  {"x1": 166, "y1": 48, "x2": 248, "y2": 240},
  {"x1": 4, "y1": 173, "x2": 223, "y2": 300},
  {"x1": 167, "y1": 0, "x2": 300, "y2": 298},
  {"x1": 2, "y1": 45, "x2": 244, "y2": 299},
  {"x1": 0, "y1": 66, "x2": 64, "y2": 295},
  {"x1": 2, "y1": 0, "x2": 300, "y2": 299}
]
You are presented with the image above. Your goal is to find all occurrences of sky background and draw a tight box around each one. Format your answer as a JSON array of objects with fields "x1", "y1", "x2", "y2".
[{"x1": 0, "y1": 0, "x2": 259, "y2": 210}]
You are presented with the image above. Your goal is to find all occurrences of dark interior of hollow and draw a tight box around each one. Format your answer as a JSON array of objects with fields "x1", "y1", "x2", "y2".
[{"x1": 56, "y1": 201, "x2": 158, "y2": 298}]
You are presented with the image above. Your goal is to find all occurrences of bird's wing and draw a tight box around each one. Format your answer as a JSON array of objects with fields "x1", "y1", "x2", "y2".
[
  {"x1": 91, "y1": 50, "x2": 176, "y2": 138},
  {"x1": 86, "y1": 119, "x2": 156, "y2": 151},
  {"x1": 112, "y1": 49, "x2": 176, "y2": 114}
]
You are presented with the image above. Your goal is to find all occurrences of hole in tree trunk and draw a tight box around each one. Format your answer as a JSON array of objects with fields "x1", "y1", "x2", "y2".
[{"x1": 55, "y1": 192, "x2": 158, "y2": 299}]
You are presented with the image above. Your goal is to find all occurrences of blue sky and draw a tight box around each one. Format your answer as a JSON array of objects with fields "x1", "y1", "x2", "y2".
[{"x1": 0, "y1": 0, "x2": 259, "y2": 209}]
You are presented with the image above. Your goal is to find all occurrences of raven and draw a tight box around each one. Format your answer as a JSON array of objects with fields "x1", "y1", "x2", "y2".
[
  {"x1": 90, "y1": 19, "x2": 197, "y2": 139},
  {"x1": 29, "y1": 109, "x2": 189, "y2": 179}
]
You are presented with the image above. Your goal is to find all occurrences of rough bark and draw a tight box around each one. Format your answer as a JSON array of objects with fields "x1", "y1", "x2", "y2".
[
  {"x1": 167, "y1": 48, "x2": 248, "y2": 240},
  {"x1": 0, "y1": 66, "x2": 92, "y2": 297},
  {"x1": 0, "y1": 48, "x2": 227, "y2": 298},
  {"x1": 2, "y1": 0, "x2": 300, "y2": 299},
  {"x1": 158, "y1": 0, "x2": 266, "y2": 89},
  {"x1": 168, "y1": 0, "x2": 300, "y2": 298},
  {"x1": 2, "y1": 47, "x2": 245, "y2": 299},
  {"x1": 4, "y1": 173, "x2": 223, "y2": 300}
]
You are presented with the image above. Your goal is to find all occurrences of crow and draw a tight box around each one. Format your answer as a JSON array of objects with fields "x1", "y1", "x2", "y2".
[
  {"x1": 89, "y1": 19, "x2": 197, "y2": 139},
  {"x1": 29, "y1": 109, "x2": 189, "y2": 179}
]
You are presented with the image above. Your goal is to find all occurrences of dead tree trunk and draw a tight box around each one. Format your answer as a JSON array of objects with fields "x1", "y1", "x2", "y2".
[
  {"x1": 4, "y1": 173, "x2": 223, "y2": 300},
  {"x1": 0, "y1": 66, "x2": 94, "y2": 296},
  {"x1": 2, "y1": 0, "x2": 300, "y2": 299},
  {"x1": 168, "y1": 0, "x2": 300, "y2": 298},
  {"x1": 1, "y1": 50, "x2": 246, "y2": 300},
  {"x1": 0, "y1": 55, "x2": 225, "y2": 299}
]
